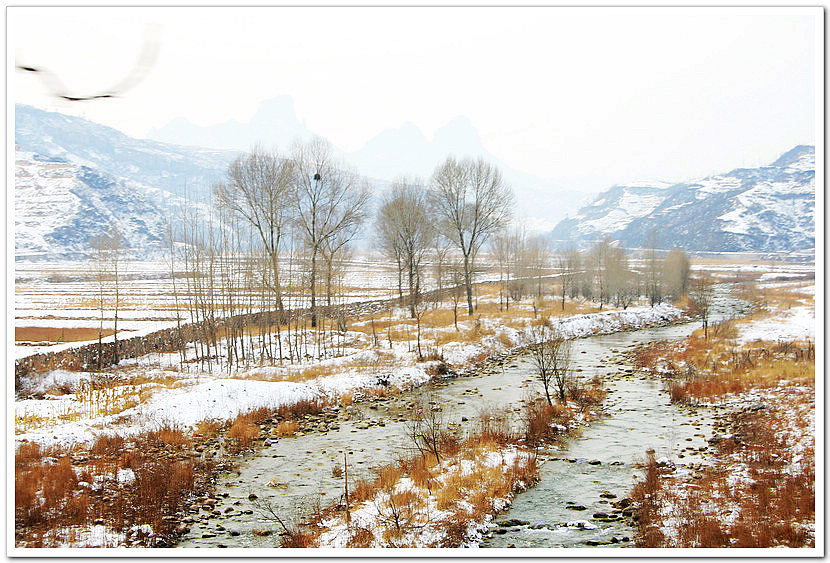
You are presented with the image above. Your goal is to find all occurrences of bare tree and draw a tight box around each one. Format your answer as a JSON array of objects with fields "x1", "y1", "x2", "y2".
[
  {"x1": 643, "y1": 229, "x2": 663, "y2": 307},
  {"x1": 430, "y1": 157, "x2": 514, "y2": 316},
  {"x1": 525, "y1": 324, "x2": 572, "y2": 405},
  {"x1": 690, "y1": 273, "x2": 715, "y2": 338},
  {"x1": 588, "y1": 236, "x2": 612, "y2": 310},
  {"x1": 492, "y1": 226, "x2": 524, "y2": 311},
  {"x1": 559, "y1": 246, "x2": 581, "y2": 311},
  {"x1": 432, "y1": 239, "x2": 452, "y2": 305},
  {"x1": 662, "y1": 247, "x2": 691, "y2": 301},
  {"x1": 91, "y1": 223, "x2": 124, "y2": 365},
  {"x1": 405, "y1": 392, "x2": 448, "y2": 463},
  {"x1": 215, "y1": 147, "x2": 295, "y2": 316},
  {"x1": 525, "y1": 235, "x2": 551, "y2": 316},
  {"x1": 292, "y1": 138, "x2": 371, "y2": 328},
  {"x1": 607, "y1": 243, "x2": 636, "y2": 309},
  {"x1": 376, "y1": 179, "x2": 435, "y2": 318}
]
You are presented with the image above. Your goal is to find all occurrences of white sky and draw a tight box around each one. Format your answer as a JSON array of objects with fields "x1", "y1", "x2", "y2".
[{"x1": 9, "y1": 6, "x2": 821, "y2": 193}]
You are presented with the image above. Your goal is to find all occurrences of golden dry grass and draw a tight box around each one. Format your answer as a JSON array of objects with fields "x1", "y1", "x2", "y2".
[
  {"x1": 634, "y1": 385, "x2": 815, "y2": 548},
  {"x1": 15, "y1": 327, "x2": 122, "y2": 343}
]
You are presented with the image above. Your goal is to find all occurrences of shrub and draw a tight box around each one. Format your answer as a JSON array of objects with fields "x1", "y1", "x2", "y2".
[
  {"x1": 275, "y1": 420, "x2": 298, "y2": 437},
  {"x1": 227, "y1": 416, "x2": 260, "y2": 452},
  {"x1": 91, "y1": 433, "x2": 125, "y2": 456},
  {"x1": 147, "y1": 424, "x2": 190, "y2": 449}
]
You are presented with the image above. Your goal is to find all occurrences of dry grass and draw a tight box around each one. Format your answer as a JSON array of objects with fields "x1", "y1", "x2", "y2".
[
  {"x1": 146, "y1": 424, "x2": 190, "y2": 449},
  {"x1": 274, "y1": 420, "x2": 298, "y2": 437},
  {"x1": 311, "y1": 431, "x2": 539, "y2": 548},
  {"x1": 633, "y1": 386, "x2": 815, "y2": 548},
  {"x1": 297, "y1": 392, "x2": 613, "y2": 548},
  {"x1": 15, "y1": 326, "x2": 120, "y2": 344},
  {"x1": 195, "y1": 418, "x2": 222, "y2": 438},
  {"x1": 635, "y1": 319, "x2": 814, "y2": 405},
  {"x1": 15, "y1": 429, "x2": 208, "y2": 548},
  {"x1": 226, "y1": 414, "x2": 261, "y2": 452}
]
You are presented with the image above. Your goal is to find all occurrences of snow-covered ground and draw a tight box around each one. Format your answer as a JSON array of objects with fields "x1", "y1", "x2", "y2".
[
  {"x1": 14, "y1": 300, "x2": 685, "y2": 449},
  {"x1": 736, "y1": 304, "x2": 815, "y2": 344}
]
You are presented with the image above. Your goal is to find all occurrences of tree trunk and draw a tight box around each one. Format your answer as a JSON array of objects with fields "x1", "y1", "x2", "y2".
[{"x1": 463, "y1": 253, "x2": 474, "y2": 315}]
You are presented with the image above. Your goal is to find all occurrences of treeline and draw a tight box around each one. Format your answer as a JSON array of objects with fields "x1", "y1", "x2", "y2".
[
  {"x1": 81, "y1": 137, "x2": 691, "y2": 375},
  {"x1": 155, "y1": 140, "x2": 516, "y2": 372},
  {"x1": 484, "y1": 226, "x2": 692, "y2": 315}
]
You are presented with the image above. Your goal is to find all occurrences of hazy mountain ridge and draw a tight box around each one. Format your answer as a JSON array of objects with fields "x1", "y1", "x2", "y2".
[
  {"x1": 147, "y1": 96, "x2": 590, "y2": 228},
  {"x1": 550, "y1": 146, "x2": 815, "y2": 252}
]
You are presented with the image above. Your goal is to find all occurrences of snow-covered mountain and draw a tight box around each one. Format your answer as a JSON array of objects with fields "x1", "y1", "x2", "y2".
[
  {"x1": 15, "y1": 147, "x2": 175, "y2": 260},
  {"x1": 14, "y1": 104, "x2": 236, "y2": 260},
  {"x1": 550, "y1": 146, "x2": 816, "y2": 252},
  {"x1": 16, "y1": 104, "x2": 237, "y2": 201}
]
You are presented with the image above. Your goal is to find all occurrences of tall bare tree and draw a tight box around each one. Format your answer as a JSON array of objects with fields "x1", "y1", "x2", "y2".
[
  {"x1": 430, "y1": 156, "x2": 514, "y2": 316},
  {"x1": 690, "y1": 273, "x2": 715, "y2": 338},
  {"x1": 525, "y1": 235, "x2": 551, "y2": 316},
  {"x1": 643, "y1": 229, "x2": 663, "y2": 307},
  {"x1": 91, "y1": 223, "x2": 124, "y2": 365},
  {"x1": 559, "y1": 246, "x2": 581, "y2": 310},
  {"x1": 292, "y1": 138, "x2": 371, "y2": 327},
  {"x1": 526, "y1": 324, "x2": 572, "y2": 405},
  {"x1": 215, "y1": 147, "x2": 295, "y2": 315},
  {"x1": 492, "y1": 226, "x2": 525, "y2": 311},
  {"x1": 588, "y1": 236, "x2": 613, "y2": 310},
  {"x1": 376, "y1": 179, "x2": 435, "y2": 318},
  {"x1": 662, "y1": 247, "x2": 691, "y2": 301}
]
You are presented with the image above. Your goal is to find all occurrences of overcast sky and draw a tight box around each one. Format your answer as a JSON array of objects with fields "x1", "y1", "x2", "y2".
[{"x1": 10, "y1": 7, "x2": 820, "y2": 193}]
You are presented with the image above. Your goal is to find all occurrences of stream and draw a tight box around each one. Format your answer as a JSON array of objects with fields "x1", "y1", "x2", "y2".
[{"x1": 178, "y1": 291, "x2": 744, "y2": 549}]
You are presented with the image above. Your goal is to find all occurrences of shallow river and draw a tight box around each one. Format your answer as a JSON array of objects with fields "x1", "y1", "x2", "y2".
[{"x1": 179, "y1": 294, "x2": 742, "y2": 549}]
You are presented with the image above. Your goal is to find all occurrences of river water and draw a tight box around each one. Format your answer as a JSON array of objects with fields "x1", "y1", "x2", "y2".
[{"x1": 178, "y1": 293, "x2": 742, "y2": 549}]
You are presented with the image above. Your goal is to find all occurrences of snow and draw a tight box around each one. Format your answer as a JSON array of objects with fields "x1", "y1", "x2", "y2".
[
  {"x1": 116, "y1": 468, "x2": 136, "y2": 485},
  {"x1": 692, "y1": 175, "x2": 743, "y2": 200},
  {"x1": 314, "y1": 445, "x2": 535, "y2": 548},
  {"x1": 14, "y1": 299, "x2": 686, "y2": 448},
  {"x1": 43, "y1": 524, "x2": 127, "y2": 548},
  {"x1": 581, "y1": 189, "x2": 665, "y2": 233},
  {"x1": 736, "y1": 305, "x2": 815, "y2": 344}
]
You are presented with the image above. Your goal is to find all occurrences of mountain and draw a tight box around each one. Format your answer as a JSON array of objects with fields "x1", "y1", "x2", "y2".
[
  {"x1": 14, "y1": 104, "x2": 235, "y2": 260},
  {"x1": 15, "y1": 147, "x2": 173, "y2": 260},
  {"x1": 147, "y1": 96, "x2": 591, "y2": 229},
  {"x1": 147, "y1": 96, "x2": 315, "y2": 153},
  {"x1": 550, "y1": 146, "x2": 816, "y2": 253},
  {"x1": 15, "y1": 104, "x2": 237, "y2": 201}
]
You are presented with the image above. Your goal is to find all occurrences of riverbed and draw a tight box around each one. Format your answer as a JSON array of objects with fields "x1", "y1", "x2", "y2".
[{"x1": 178, "y1": 293, "x2": 743, "y2": 549}]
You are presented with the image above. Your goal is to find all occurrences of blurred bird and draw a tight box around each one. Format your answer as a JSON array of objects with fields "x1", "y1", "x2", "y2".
[{"x1": 16, "y1": 24, "x2": 161, "y2": 102}]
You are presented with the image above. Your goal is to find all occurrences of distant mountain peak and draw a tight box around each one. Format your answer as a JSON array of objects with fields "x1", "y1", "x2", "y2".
[
  {"x1": 771, "y1": 144, "x2": 814, "y2": 169},
  {"x1": 147, "y1": 94, "x2": 311, "y2": 151},
  {"x1": 433, "y1": 115, "x2": 485, "y2": 156},
  {"x1": 551, "y1": 145, "x2": 815, "y2": 253}
]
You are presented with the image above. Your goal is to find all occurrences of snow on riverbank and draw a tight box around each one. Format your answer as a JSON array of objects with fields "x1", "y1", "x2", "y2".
[
  {"x1": 313, "y1": 445, "x2": 537, "y2": 548},
  {"x1": 736, "y1": 305, "x2": 815, "y2": 345},
  {"x1": 15, "y1": 303, "x2": 685, "y2": 449}
]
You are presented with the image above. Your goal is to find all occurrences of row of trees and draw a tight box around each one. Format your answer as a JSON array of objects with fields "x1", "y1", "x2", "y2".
[
  {"x1": 154, "y1": 140, "x2": 516, "y2": 370},
  {"x1": 377, "y1": 157, "x2": 514, "y2": 319},
  {"x1": 88, "y1": 137, "x2": 696, "y2": 373},
  {"x1": 558, "y1": 236, "x2": 691, "y2": 311}
]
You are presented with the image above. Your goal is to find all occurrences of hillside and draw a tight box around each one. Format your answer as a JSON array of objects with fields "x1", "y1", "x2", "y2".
[
  {"x1": 550, "y1": 146, "x2": 815, "y2": 252},
  {"x1": 14, "y1": 147, "x2": 181, "y2": 260},
  {"x1": 15, "y1": 104, "x2": 237, "y2": 201}
]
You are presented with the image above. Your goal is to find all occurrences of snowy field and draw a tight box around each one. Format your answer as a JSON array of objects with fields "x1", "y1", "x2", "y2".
[
  {"x1": 13, "y1": 258, "x2": 816, "y2": 451},
  {"x1": 14, "y1": 257, "x2": 410, "y2": 359}
]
